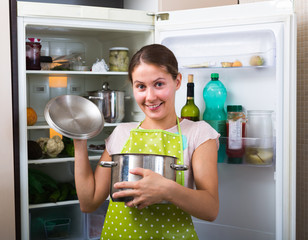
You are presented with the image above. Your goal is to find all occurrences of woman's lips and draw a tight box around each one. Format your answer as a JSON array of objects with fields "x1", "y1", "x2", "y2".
[{"x1": 146, "y1": 102, "x2": 163, "y2": 110}]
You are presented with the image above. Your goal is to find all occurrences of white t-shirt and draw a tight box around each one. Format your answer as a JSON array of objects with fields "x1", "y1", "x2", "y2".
[{"x1": 105, "y1": 119, "x2": 220, "y2": 188}]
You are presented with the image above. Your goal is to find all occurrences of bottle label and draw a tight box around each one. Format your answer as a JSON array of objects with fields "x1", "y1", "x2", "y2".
[
  {"x1": 228, "y1": 119, "x2": 242, "y2": 149},
  {"x1": 206, "y1": 120, "x2": 227, "y2": 136}
]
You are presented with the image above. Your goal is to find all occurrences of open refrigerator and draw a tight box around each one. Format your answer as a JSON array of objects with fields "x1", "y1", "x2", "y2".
[{"x1": 17, "y1": 1, "x2": 296, "y2": 240}]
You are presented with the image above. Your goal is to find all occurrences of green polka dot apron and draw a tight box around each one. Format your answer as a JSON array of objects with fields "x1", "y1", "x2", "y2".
[{"x1": 101, "y1": 118, "x2": 199, "y2": 240}]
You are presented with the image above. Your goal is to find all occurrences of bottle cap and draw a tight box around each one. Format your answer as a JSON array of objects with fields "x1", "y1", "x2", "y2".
[
  {"x1": 227, "y1": 105, "x2": 242, "y2": 112},
  {"x1": 211, "y1": 73, "x2": 219, "y2": 80},
  {"x1": 188, "y1": 74, "x2": 194, "y2": 83}
]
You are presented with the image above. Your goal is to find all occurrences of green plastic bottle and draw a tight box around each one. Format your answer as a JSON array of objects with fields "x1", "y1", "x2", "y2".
[
  {"x1": 181, "y1": 74, "x2": 200, "y2": 121},
  {"x1": 203, "y1": 73, "x2": 227, "y2": 162}
]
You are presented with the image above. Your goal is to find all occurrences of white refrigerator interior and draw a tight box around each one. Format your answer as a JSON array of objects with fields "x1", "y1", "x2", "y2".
[{"x1": 17, "y1": 1, "x2": 296, "y2": 240}]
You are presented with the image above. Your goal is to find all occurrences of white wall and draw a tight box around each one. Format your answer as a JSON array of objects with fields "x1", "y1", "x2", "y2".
[{"x1": 0, "y1": 0, "x2": 16, "y2": 239}]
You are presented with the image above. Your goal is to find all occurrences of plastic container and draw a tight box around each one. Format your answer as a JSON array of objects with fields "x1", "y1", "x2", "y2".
[
  {"x1": 44, "y1": 218, "x2": 71, "y2": 239},
  {"x1": 246, "y1": 110, "x2": 273, "y2": 147},
  {"x1": 245, "y1": 110, "x2": 274, "y2": 165},
  {"x1": 226, "y1": 105, "x2": 246, "y2": 164},
  {"x1": 26, "y1": 38, "x2": 42, "y2": 70},
  {"x1": 203, "y1": 73, "x2": 227, "y2": 163},
  {"x1": 109, "y1": 47, "x2": 129, "y2": 71}
]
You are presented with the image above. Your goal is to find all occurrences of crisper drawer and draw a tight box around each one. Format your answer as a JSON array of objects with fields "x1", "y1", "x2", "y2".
[
  {"x1": 30, "y1": 204, "x2": 85, "y2": 240},
  {"x1": 84, "y1": 200, "x2": 109, "y2": 240}
]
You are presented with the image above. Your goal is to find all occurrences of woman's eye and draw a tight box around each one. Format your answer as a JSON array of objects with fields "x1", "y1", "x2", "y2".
[
  {"x1": 155, "y1": 82, "x2": 163, "y2": 87},
  {"x1": 136, "y1": 84, "x2": 145, "y2": 90}
]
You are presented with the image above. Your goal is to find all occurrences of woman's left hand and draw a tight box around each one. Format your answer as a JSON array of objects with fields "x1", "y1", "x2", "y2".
[{"x1": 112, "y1": 167, "x2": 171, "y2": 209}]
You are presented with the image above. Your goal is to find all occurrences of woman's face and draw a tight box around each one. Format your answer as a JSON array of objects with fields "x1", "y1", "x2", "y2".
[{"x1": 132, "y1": 62, "x2": 181, "y2": 122}]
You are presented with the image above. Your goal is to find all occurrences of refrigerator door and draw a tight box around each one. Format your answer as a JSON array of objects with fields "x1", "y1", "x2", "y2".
[{"x1": 154, "y1": 2, "x2": 296, "y2": 240}]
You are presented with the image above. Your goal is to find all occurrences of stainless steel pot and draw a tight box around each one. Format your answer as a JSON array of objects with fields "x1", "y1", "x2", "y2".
[
  {"x1": 100, "y1": 153, "x2": 188, "y2": 202},
  {"x1": 86, "y1": 82, "x2": 125, "y2": 123}
]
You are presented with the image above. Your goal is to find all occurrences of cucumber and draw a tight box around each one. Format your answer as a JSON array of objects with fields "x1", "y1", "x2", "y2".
[{"x1": 49, "y1": 189, "x2": 61, "y2": 202}]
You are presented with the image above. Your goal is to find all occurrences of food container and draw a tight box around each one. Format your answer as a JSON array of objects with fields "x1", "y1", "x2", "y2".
[
  {"x1": 44, "y1": 218, "x2": 71, "y2": 239},
  {"x1": 246, "y1": 110, "x2": 273, "y2": 147},
  {"x1": 245, "y1": 110, "x2": 274, "y2": 165},
  {"x1": 26, "y1": 38, "x2": 41, "y2": 70},
  {"x1": 86, "y1": 82, "x2": 125, "y2": 123},
  {"x1": 100, "y1": 153, "x2": 188, "y2": 202},
  {"x1": 109, "y1": 47, "x2": 129, "y2": 71}
]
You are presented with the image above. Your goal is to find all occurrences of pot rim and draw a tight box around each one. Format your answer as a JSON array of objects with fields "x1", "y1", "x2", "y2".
[
  {"x1": 86, "y1": 90, "x2": 125, "y2": 94},
  {"x1": 111, "y1": 153, "x2": 178, "y2": 159}
]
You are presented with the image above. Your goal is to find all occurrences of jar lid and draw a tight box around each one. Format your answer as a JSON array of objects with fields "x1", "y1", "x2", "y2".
[
  {"x1": 26, "y1": 38, "x2": 41, "y2": 43},
  {"x1": 227, "y1": 105, "x2": 242, "y2": 112},
  {"x1": 109, "y1": 47, "x2": 129, "y2": 51}
]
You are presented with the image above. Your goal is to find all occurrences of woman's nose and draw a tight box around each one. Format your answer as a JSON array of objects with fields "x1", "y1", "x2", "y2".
[{"x1": 146, "y1": 87, "x2": 156, "y2": 101}]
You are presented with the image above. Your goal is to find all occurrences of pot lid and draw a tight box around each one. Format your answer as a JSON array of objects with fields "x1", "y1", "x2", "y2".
[
  {"x1": 88, "y1": 82, "x2": 124, "y2": 94},
  {"x1": 44, "y1": 95, "x2": 104, "y2": 139}
]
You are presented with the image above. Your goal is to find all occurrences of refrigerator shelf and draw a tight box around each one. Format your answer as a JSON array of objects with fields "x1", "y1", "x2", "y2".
[
  {"x1": 27, "y1": 121, "x2": 119, "y2": 130},
  {"x1": 28, "y1": 155, "x2": 100, "y2": 164},
  {"x1": 181, "y1": 65, "x2": 269, "y2": 70},
  {"x1": 29, "y1": 200, "x2": 80, "y2": 209},
  {"x1": 26, "y1": 70, "x2": 128, "y2": 76}
]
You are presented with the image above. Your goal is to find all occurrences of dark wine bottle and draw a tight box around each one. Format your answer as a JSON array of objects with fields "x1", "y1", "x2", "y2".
[{"x1": 181, "y1": 74, "x2": 200, "y2": 121}]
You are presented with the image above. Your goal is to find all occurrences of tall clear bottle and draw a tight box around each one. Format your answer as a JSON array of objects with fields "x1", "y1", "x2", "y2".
[
  {"x1": 203, "y1": 73, "x2": 227, "y2": 162},
  {"x1": 181, "y1": 74, "x2": 200, "y2": 121}
]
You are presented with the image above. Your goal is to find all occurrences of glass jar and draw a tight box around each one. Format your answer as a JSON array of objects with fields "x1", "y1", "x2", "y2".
[
  {"x1": 109, "y1": 47, "x2": 129, "y2": 72},
  {"x1": 26, "y1": 38, "x2": 41, "y2": 70},
  {"x1": 226, "y1": 105, "x2": 246, "y2": 164}
]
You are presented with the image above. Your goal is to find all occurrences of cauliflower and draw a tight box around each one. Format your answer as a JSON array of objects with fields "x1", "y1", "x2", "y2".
[
  {"x1": 37, "y1": 136, "x2": 64, "y2": 158},
  {"x1": 36, "y1": 137, "x2": 49, "y2": 155}
]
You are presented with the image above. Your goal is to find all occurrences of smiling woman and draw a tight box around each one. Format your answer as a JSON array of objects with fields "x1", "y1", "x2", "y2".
[
  {"x1": 129, "y1": 44, "x2": 181, "y2": 130},
  {"x1": 73, "y1": 44, "x2": 220, "y2": 240}
]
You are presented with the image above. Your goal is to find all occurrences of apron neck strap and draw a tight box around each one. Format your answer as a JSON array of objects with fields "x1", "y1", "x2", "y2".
[{"x1": 137, "y1": 117, "x2": 181, "y2": 133}]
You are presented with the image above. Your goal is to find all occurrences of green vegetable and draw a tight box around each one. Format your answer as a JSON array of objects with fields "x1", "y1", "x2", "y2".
[
  {"x1": 62, "y1": 137, "x2": 74, "y2": 157},
  {"x1": 28, "y1": 168, "x2": 59, "y2": 204},
  {"x1": 29, "y1": 168, "x2": 58, "y2": 190},
  {"x1": 49, "y1": 189, "x2": 61, "y2": 202},
  {"x1": 58, "y1": 183, "x2": 71, "y2": 201}
]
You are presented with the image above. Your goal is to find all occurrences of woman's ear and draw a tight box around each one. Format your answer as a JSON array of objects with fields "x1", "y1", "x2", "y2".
[{"x1": 176, "y1": 73, "x2": 182, "y2": 90}]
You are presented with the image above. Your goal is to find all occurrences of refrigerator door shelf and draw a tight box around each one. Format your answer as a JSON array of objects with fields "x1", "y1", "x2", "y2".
[
  {"x1": 181, "y1": 49, "x2": 275, "y2": 69},
  {"x1": 218, "y1": 136, "x2": 276, "y2": 167}
]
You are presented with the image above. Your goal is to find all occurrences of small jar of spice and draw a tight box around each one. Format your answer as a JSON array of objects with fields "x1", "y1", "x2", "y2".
[{"x1": 226, "y1": 105, "x2": 246, "y2": 164}]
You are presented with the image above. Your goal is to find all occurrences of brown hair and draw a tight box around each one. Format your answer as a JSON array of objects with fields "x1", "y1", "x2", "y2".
[{"x1": 128, "y1": 44, "x2": 179, "y2": 83}]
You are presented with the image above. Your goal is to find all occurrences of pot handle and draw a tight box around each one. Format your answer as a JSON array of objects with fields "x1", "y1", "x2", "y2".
[
  {"x1": 170, "y1": 163, "x2": 188, "y2": 171},
  {"x1": 100, "y1": 161, "x2": 118, "y2": 168}
]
